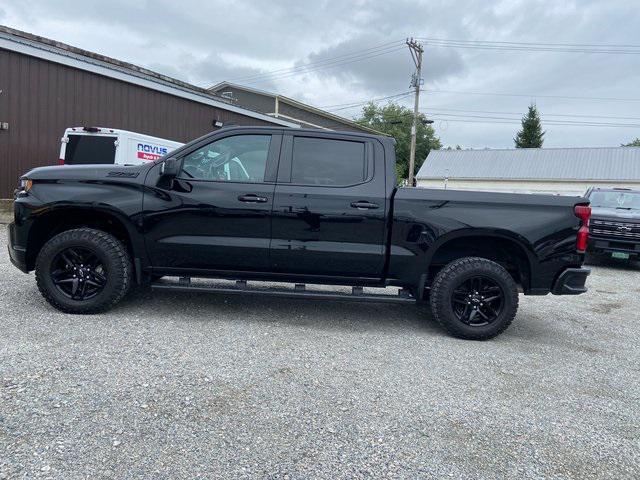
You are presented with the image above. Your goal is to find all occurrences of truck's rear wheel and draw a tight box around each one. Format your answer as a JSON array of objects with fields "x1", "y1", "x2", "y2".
[
  {"x1": 430, "y1": 257, "x2": 518, "y2": 340},
  {"x1": 35, "y1": 228, "x2": 132, "y2": 314}
]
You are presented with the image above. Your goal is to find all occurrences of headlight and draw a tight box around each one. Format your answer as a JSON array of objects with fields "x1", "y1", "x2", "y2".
[{"x1": 20, "y1": 178, "x2": 33, "y2": 192}]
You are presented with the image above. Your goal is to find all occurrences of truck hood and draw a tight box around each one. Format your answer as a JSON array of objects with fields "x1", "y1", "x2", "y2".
[
  {"x1": 591, "y1": 206, "x2": 640, "y2": 222},
  {"x1": 23, "y1": 163, "x2": 149, "y2": 181}
]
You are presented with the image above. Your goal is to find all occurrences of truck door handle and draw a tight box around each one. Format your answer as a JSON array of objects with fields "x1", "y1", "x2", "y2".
[
  {"x1": 238, "y1": 194, "x2": 268, "y2": 203},
  {"x1": 351, "y1": 201, "x2": 379, "y2": 210}
]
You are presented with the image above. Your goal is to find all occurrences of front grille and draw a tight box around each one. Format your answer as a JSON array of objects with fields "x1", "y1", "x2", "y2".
[{"x1": 590, "y1": 219, "x2": 640, "y2": 240}]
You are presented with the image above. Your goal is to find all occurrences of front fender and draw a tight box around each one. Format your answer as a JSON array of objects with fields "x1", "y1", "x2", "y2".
[{"x1": 14, "y1": 179, "x2": 146, "y2": 272}]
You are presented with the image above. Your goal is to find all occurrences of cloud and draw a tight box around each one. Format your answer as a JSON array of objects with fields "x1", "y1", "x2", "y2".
[
  {"x1": 2, "y1": 0, "x2": 639, "y2": 148},
  {"x1": 301, "y1": 34, "x2": 466, "y2": 95}
]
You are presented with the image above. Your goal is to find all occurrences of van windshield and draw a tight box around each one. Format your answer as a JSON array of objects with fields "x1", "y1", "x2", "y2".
[
  {"x1": 65, "y1": 135, "x2": 116, "y2": 165},
  {"x1": 588, "y1": 190, "x2": 640, "y2": 210}
]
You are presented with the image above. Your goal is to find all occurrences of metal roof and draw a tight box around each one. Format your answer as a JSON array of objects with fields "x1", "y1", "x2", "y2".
[
  {"x1": 0, "y1": 25, "x2": 299, "y2": 128},
  {"x1": 416, "y1": 147, "x2": 640, "y2": 181},
  {"x1": 209, "y1": 82, "x2": 385, "y2": 135}
]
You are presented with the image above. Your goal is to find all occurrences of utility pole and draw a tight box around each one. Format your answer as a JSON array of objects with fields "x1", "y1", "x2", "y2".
[{"x1": 406, "y1": 38, "x2": 423, "y2": 187}]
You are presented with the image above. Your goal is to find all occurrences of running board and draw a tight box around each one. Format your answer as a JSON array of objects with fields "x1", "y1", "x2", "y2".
[{"x1": 151, "y1": 278, "x2": 415, "y2": 304}]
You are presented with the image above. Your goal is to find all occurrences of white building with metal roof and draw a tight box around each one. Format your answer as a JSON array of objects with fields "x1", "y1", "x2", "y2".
[{"x1": 416, "y1": 147, "x2": 640, "y2": 196}]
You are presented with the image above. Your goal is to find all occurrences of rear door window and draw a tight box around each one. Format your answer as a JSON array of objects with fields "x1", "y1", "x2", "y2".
[
  {"x1": 64, "y1": 135, "x2": 117, "y2": 165},
  {"x1": 290, "y1": 137, "x2": 366, "y2": 186}
]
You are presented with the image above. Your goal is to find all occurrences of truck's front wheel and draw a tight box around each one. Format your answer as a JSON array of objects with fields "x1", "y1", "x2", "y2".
[
  {"x1": 430, "y1": 257, "x2": 518, "y2": 340},
  {"x1": 35, "y1": 228, "x2": 132, "y2": 314}
]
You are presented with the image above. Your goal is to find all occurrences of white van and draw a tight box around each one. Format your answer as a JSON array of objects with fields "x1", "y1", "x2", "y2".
[{"x1": 59, "y1": 127, "x2": 183, "y2": 165}]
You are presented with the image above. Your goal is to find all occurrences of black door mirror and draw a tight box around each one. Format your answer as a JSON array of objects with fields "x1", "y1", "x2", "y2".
[{"x1": 160, "y1": 157, "x2": 180, "y2": 178}]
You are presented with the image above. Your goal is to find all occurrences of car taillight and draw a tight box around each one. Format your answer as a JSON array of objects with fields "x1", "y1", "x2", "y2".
[{"x1": 574, "y1": 205, "x2": 591, "y2": 253}]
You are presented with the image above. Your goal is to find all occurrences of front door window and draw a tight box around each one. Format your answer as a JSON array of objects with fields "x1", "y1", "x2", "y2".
[{"x1": 181, "y1": 135, "x2": 272, "y2": 183}]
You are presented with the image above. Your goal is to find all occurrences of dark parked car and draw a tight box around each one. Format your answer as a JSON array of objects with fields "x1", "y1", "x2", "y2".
[
  {"x1": 8, "y1": 127, "x2": 591, "y2": 340},
  {"x1": 585, "y1": 187, "x2": 640, "y2": 262}
]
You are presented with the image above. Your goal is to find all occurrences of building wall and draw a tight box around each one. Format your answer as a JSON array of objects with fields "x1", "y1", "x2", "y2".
[
  {"x1": 277, "y1": 101, "x2": 363, "y2": 132},
  {"x1": 0, "y1": 49, "x2": 276, "y2": 198},
  {"x1": 417, "y1": 178, "x2": 640, "y2": 196},
  {"x1": 214, "y1": 86, "x2": 275, "y2": 115},
  {"x1": 211, "y1": 85, "x2": 372, "y2": 133}
]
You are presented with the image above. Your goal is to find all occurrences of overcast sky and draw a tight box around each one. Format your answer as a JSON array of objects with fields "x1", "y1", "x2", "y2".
[{"x1": 2, "y1": 0, "x2": 639, "y2": 148}]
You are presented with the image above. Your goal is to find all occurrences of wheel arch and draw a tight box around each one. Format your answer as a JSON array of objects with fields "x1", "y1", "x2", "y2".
[
  {"x1": 425, "y1": 229, "x2": 535, "y2": 292},
  {"x1": 26, "y1": 206, "x2": 144, "y2": 279}
]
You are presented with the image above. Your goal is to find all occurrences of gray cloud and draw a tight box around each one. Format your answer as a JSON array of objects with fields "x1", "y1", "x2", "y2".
[
  {"x1": 301, "y1": 34, "x2": 466, "y2": 95},
  {"x1": 2, "y1": 0, "x2": 640, "y2": 148}
]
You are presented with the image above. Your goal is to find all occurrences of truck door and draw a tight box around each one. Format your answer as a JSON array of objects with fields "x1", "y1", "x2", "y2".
[
  {"x1": 270, "y1": 133, "x2": 387, "y2": 279},
  {"x1": 143, "y1": 132, "x2": 281, "y2": 273}
]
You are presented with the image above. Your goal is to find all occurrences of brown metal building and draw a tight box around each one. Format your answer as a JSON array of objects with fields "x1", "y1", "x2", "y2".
[
  {"x1": 209, "y1": 82, "x2": 382, "y2": 134},
  {"x1": 0, "y1": 26, "x2": 298, "y2": 198}
]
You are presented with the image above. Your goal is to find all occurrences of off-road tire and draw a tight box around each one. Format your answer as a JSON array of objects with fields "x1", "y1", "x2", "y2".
[
  {"x1": 35, "y1": 228, "x2": 132, "y2": 314},
  {"x1": 430, "y1": 257, "x2": 518, "y2": 340}
]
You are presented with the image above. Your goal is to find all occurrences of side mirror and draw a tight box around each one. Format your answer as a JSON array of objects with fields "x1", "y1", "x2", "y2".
[{"x1": 160, "y1": 157, "x2": 180, "y2": 178}]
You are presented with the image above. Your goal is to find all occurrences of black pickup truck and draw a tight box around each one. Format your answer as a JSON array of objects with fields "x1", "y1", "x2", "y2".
[
  {"x1": 585, "y1": 187, "x2": 640, "y2": 261},
  {"x1": 8, "y1": 127, "x2": 591, "y2": 339}
]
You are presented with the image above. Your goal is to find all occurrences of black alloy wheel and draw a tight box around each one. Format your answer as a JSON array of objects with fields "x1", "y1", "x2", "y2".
[
  {"x1": 50, "y1": 247, "x2": 107, "y2": 300},
  {"x1": 35, "y1": 228, "x2": 132, "y2": 314},
  {"x1": 429, "y1": 257, "x2": 519, "y2": 340},
  {"x1": 451, "y1": 275, "x2": 504, "y2": 327}
]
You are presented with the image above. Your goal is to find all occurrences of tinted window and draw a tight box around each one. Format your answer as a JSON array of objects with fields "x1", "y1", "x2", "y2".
[
  {"x1": 291, "y1": 137, "x2": 366, "y2": 186},
  {"x1": 181, "y1": 135, "x2": 271, "y2": 182},
  {"x1": 64, "y1": 135, "x2": 116, "y2": 165}
]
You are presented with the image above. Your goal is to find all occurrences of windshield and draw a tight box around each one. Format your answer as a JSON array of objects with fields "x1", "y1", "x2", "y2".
[{"x1": 588, "y1": 190, "x2": 640, "y2": 210}]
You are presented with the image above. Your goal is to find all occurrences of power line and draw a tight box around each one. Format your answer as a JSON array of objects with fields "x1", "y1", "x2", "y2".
[
  {"x1": 429, "y1": 118, "x2": 640, "y2": 128},
  {"x1": 233, "y1": 86, "x2": 640, "y2": 117},
  {"x1": 418, "y1": 37, "x2": 640, "y2": 49},
  {"x1": 322, "y1": 91, "x2": 413, "y2": 111},
  {"x1": 325, "y1": 98, "x2": 640, "y2": 123},
  {"x1": 222, "y1": 41, "x2": 406, "y2": 85},
  {"x1": 424, "y1": 107, "x2": 640, "y2": 122},
  {"x1": 357, "y1": 110, "x2": 640, "y2": 128},
  {"x1": 423, "y1": 89, "x2": 640, "y2": 102},
  {"x1": 237, "y1": 45, "x2": 407, "y2": 86},
  {"x1": 426, "y1": 112, "x2": 640, "y2": 127},
  {"x1": 227, "y1": 39, "x2": 403, "y2": 82},
  {"x1": 416, "y1": 37, "x2": 640, "y2": 54},
  {"x1": 219, "y1": 35, "x2": 640, "y2": 89},
  {"x1": 422, "y1": 42, "x2": 640, "y2": 55}
]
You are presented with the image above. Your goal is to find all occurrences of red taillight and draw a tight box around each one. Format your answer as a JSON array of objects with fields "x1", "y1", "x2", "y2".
[
  {"x1": 576, "y1": 227, "x2": 589, "y2": 252},
  {"x1": 574, "y1": 205, "x2": 591, "y2": 252},
  {"x1": 58, "y1": 158, "x2": 65, "y2": 165},
  {"x1": 574, "y1": 205, "x2": 591, "y2": 221}
]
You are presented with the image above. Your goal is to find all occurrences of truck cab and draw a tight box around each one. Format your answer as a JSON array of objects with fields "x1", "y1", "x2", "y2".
[{"x1": 143, "y1": 128, "x2": 392, "y2": 280}]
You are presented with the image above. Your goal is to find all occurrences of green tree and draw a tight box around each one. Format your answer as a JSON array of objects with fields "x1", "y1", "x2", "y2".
[
  {"x1": 622, "y1": 138, "x2": 640, "y2": 147},
  {"x1": 356, "y1": 102, "x2": 441, "y2": 183},
  {"x1": 514, "y1": 104, "x2": 545, "y2": 148}
]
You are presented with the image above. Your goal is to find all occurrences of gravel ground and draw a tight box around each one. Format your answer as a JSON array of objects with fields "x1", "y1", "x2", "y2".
[
  {"x1": 0, "y1": 211, "x2": 11, "y2": 225},
  {"x1": 1, "y1": 231, "x2": 638, "y2": 479}
]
